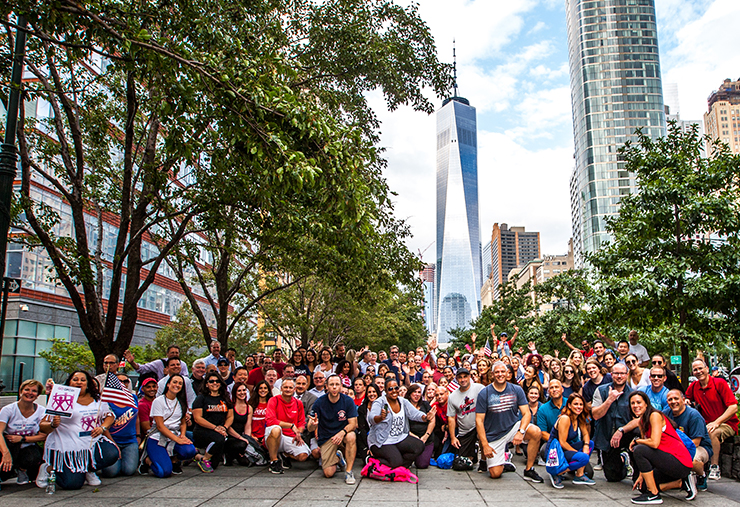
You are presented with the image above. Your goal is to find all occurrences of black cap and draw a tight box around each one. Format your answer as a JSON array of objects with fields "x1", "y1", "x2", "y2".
[
  {"x1": 217, "y1": 358, "x2": 229, "y2": 366},
  {"x1": 456, "y1": 367, "x2": 471, "y2": 377}
]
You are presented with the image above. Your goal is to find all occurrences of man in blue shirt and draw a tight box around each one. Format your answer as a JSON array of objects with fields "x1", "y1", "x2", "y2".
[
  {"x1": 537, "y1": 380, "x2": 564, "y2": 442},
  {"x1": 640, "y1": 366, "x2": 669, "y2": 411},
  {"x1": 663, "y1": 389, "x2": 713, "y2": 491},
  {"x1": 307, "y1": 375, "x2": 358, "y2": 485}
]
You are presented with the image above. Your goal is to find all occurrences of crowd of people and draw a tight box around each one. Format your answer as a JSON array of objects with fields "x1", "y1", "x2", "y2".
[{"x1": 0, "y1": 327, "x2": 737, "y2": 504}]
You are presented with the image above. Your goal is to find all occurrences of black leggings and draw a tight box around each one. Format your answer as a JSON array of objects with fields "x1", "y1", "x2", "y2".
[
  {"x1": 0, "y1": 442, "x2": 42, "y2": 481},
  {"x1": 193, "y1": 428, "x2": 226, "y2": 468},
  {"x1": 371, "y1": 434, "x2": 425, "y2": 469},
  {"x1": 632, "y1": 444, "x2": 692, "y2": 485}
]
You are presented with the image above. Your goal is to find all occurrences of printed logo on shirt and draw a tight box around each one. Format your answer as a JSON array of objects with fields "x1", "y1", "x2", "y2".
[
  {"x1": 207, "y1": 401, "x2": 228, "y2": 412},
  {"x1": 112, "y1": 408, "x2": 136, "y2": 432},
  {"x1": 459, "y1": 396, "x2": 476, "y2": 416},
  {"x1": 486, "y1": 392, "x2": 518, "y2": 414},
  {"x1": 337, "y1": 410, "x2": 347, "y2": 421}
]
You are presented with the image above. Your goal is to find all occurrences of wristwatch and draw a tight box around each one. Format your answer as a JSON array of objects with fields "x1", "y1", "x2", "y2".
[
  {"x1": 518, "y1": 428, "x2": 526, "y2": 435},
  {"x1": 21, "y1": 436, "x2": 26, "y2": 443}
]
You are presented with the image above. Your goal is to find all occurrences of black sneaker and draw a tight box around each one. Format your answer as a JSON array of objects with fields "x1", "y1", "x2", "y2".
[
  {"x1": 503, "y1": 463, "x2": 517, "y2": 473},
  {"x1": 523, "y1": 468, "x2": 544, "y2": 483},
  {"x1": 631, "y1": 492, "x2": 662, "y2": 504},
  {"x1": 171, "y1": 461, "x2": 183, "y2": 475},
  {"x1": 138, "y1": 461, "x2": 150, "y2": 475},
  {"x1": 280, "y1": 454, "x2": 292, "y2": 470},
  {"x1": 269, "y1": 460, "x2": 284, "y2": 474},
  {"x1": 683, "y1": 473, "x2": 697, "y2": 501},
  {"x1": 478, "y1": 459, "x2": 487, "y2": 473}
]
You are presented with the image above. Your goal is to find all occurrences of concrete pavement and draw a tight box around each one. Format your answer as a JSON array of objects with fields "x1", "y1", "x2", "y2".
[{"x1": 1, "y1": 457, "x2": 739, "y2": 507}]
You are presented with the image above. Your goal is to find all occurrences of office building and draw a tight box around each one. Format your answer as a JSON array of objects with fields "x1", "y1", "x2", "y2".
[
  {"x1": 420, "y1": 264, "x2": 436, "y2": 335},
  {"x1": 483, "y1": 223, "x2": 540, "y2": 302},
  {"x1": 566, "y1": 0, "x2": 666, "y2": 266},
  {"x1": 435, "y1": 83, "x2": 482, "y2": 343},
  {"x1": 704, "y1": 78, "x2": 740, "y2": 156}
]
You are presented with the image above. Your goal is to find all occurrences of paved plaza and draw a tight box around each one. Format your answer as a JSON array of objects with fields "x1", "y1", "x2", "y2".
[{"x1": 1, "y1": 457, "x2": 739, "y2": 507}]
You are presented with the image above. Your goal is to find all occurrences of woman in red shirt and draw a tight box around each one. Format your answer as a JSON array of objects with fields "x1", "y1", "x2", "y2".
[
  {"x1": 248, "y1": 381, "x2": 272, "y2": 443},
  {"x1": 628, "y1": 391, "x2": 694, "y2": 505}
]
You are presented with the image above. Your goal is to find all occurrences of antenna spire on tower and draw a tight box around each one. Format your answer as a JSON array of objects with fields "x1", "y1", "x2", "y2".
[{"x1": 453, "y1": 39, "x2": 458, "y2": 97}]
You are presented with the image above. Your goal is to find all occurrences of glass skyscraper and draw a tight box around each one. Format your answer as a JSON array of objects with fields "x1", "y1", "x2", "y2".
[
  {"x1": 435, "y1": 95, "x2": 482, "y2": 343},
  {"x1": 566, "y1": 0, "x2": 665, "y2": 265}
]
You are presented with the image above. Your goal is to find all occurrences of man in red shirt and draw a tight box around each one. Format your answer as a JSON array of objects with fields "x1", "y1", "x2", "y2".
[
  {"x1": 686, "y1": 358, "x2": 738, "y2": 480},
  {"x1": 246, "y1": 357, "x2": 273, "y2": 394},
  {"x1": 271, "y1": 348, "x2": 286, "y2": 377},
  {"x1": 265, "y1": 377, "x2": 309, "y2": 474}
]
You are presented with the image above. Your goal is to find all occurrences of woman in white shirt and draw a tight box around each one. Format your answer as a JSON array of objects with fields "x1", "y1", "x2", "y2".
[
  {"x1": 38, "y1": 371, "x2": 118, "y2": 490},
  {"x1": 626, "y1": 353, "x2": 650, "y2": 390},
  {"x1": 0, "y1": 379, "x2": 47, "y2": 487},
  {"x1": 145, "y1": 374, "x2": 198, "y2": 477}
]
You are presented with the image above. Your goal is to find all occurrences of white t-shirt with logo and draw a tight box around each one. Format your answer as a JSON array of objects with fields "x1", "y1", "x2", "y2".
[
  {"x1": 384, "y1": 406, "x2": 408, "y2": 445},
  {"x1": 0, "y1": 402, "x2": 46, "y2": 447},
  {"x1": 148, "y1": 395, "x2": 184, "y2": 442}
]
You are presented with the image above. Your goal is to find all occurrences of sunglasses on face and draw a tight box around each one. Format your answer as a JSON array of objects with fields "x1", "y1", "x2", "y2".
[
  {"x1": 625, "y1": 360, "x2": 636, "y2": 365},
  {"x1": 207, "y1": 379, "x2": 220, "y2": 384},
  {"x1": 652, "y1": 360, "x2": 663, "y2": 365},
  {"x1": 650, "y1": 374, "x2": 664, "y2": 379},
  {"x1": 386, "y1": 386, "x2": 400, "y2": 392}
]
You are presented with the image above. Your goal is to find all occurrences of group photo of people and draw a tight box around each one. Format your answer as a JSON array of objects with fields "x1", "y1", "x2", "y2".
[{"x1": 0, "y1": 326, "x2": 737, "y2": 505}]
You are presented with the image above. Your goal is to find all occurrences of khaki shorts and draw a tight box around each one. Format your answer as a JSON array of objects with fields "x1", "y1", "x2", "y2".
[
  {"x1": 714, "y1": 423, "x2": 736, "y2": 443},
  {"x1": 694, "y1": 445, "x2": 710, "y2": 464},
  {"x1": 320, "y1": 439, "x2": 341, "y2": 469}
]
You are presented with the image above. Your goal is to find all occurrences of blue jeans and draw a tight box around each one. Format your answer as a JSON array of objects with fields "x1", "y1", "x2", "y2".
[
  {"x1": 146, "y1": 438, "x2": 197, "y2": 478},
  {"x1": 563, "y1": 442, "x2": 593, "y2": 473},
  {"x1": 102, "y1": 441, "x2": 139, "y2": 477},
  {"x1": 54, "y1": 440, "x2": 119, "y2": 490}
]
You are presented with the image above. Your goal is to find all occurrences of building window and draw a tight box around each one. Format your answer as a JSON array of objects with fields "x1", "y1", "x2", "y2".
[{"x1": 1, "y1": 319, "x2": 71, "y2": 389}]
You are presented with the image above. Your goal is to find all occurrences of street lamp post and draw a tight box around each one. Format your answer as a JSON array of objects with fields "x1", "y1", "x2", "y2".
[{"x1": 0, "y1": 16, "x2": 28, "y2": 369}]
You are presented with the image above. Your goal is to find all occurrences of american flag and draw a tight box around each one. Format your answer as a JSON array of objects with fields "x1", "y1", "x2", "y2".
[
  {"x1": 100, "y1": 372, "x2": 136, "y2": 408},
  {"x1": 483, "y1": 339, "x2": 492, "y2": 357},
  {"x1": 447, "y1": 378, "x2": 460, "y2": 392}
]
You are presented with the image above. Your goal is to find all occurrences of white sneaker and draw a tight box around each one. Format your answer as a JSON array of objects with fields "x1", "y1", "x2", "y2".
[
  {"x1": 35, "y1": 463, "x2": 49, "y2": 488},
  {"x1": 85, "y1": 471, "x2": 101, "y2": 486},
  {"x1": 345, "y1": 471, "x2": 356, "y2": 485},
  {"x1": 16, "y1": 470, "x2": 29, "y2": 485},
  {"x1": 708, "y1": 464, "x2": 721, "y2": 481}
]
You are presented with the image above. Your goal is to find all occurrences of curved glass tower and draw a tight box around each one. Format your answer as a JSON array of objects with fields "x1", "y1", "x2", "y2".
[
  {"x1": 566, "y1": 0, "x2": 665, "y2": 265},
  {"x1": 435, "y1": 95, "x2": 482, "y2": 343}
]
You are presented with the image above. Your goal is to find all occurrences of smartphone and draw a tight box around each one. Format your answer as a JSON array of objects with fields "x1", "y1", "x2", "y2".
[{"x1": 384, "y1": 404, "x2": 389, "y2": 412}]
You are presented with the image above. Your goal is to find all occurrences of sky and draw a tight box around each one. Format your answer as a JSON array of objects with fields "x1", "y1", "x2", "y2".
[{"x1": 372, "y1": 0, "x2": 740, "y2": 263}]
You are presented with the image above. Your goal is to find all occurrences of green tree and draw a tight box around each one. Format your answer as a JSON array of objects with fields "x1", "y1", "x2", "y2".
[
  {"x1": 2, "y1": 0, "x2": 448, "y2": 371},
  {"x1": 529, "y1": 269, "x2": 598, "y2": 355},
  {"x1": 259, "y1": 276, "x2": 426, "y2": 352},
  {"x1": 38, "y1": 339, "x2": 95, "y2": 382},
  {"x1": 589, "y1": 122, "x2": 740, "y2": 385},
  {"x1": 450, "y1": 281, "x2": 536, "y2": 352}
]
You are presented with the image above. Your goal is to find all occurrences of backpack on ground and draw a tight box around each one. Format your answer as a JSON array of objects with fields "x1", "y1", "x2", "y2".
[
  {"x1": 361, "y1": 457, "x2": 419, "y2": 483},
  {"x1": 242, "y1": 434, "x2": 269, "y2": 466}
]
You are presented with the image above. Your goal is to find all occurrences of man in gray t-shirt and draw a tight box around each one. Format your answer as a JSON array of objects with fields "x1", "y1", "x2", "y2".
[
  {"x1": 475, "y1": 361, "x2": 543, "y2": 482},
  {"x1": 448, "y1": 368, "x2": 483, "y2": 460}
]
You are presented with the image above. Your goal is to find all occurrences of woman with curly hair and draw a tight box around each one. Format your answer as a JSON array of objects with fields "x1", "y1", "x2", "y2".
[
  {"x1": 37, "y1": 371, "x2": 118, "y2": 489},
  {"x1": 547, "y1": 393, "x2": 594, "y2": 488},
  {"x1": 561, "y1": 364, "x2": 583, "y2": 399}
]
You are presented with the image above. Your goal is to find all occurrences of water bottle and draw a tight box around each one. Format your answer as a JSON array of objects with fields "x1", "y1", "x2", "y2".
[{"x1": 46, "y1": 470, "x2": 56, "y2": 495}]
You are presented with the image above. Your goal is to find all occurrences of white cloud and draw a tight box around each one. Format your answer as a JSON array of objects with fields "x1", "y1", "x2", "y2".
[
  {"x1": 528, "y1": 21, "x2": 547, "y2": 35},
  {"x1": 659, "y1": 0, "x2": 740, "y2": 122}
]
